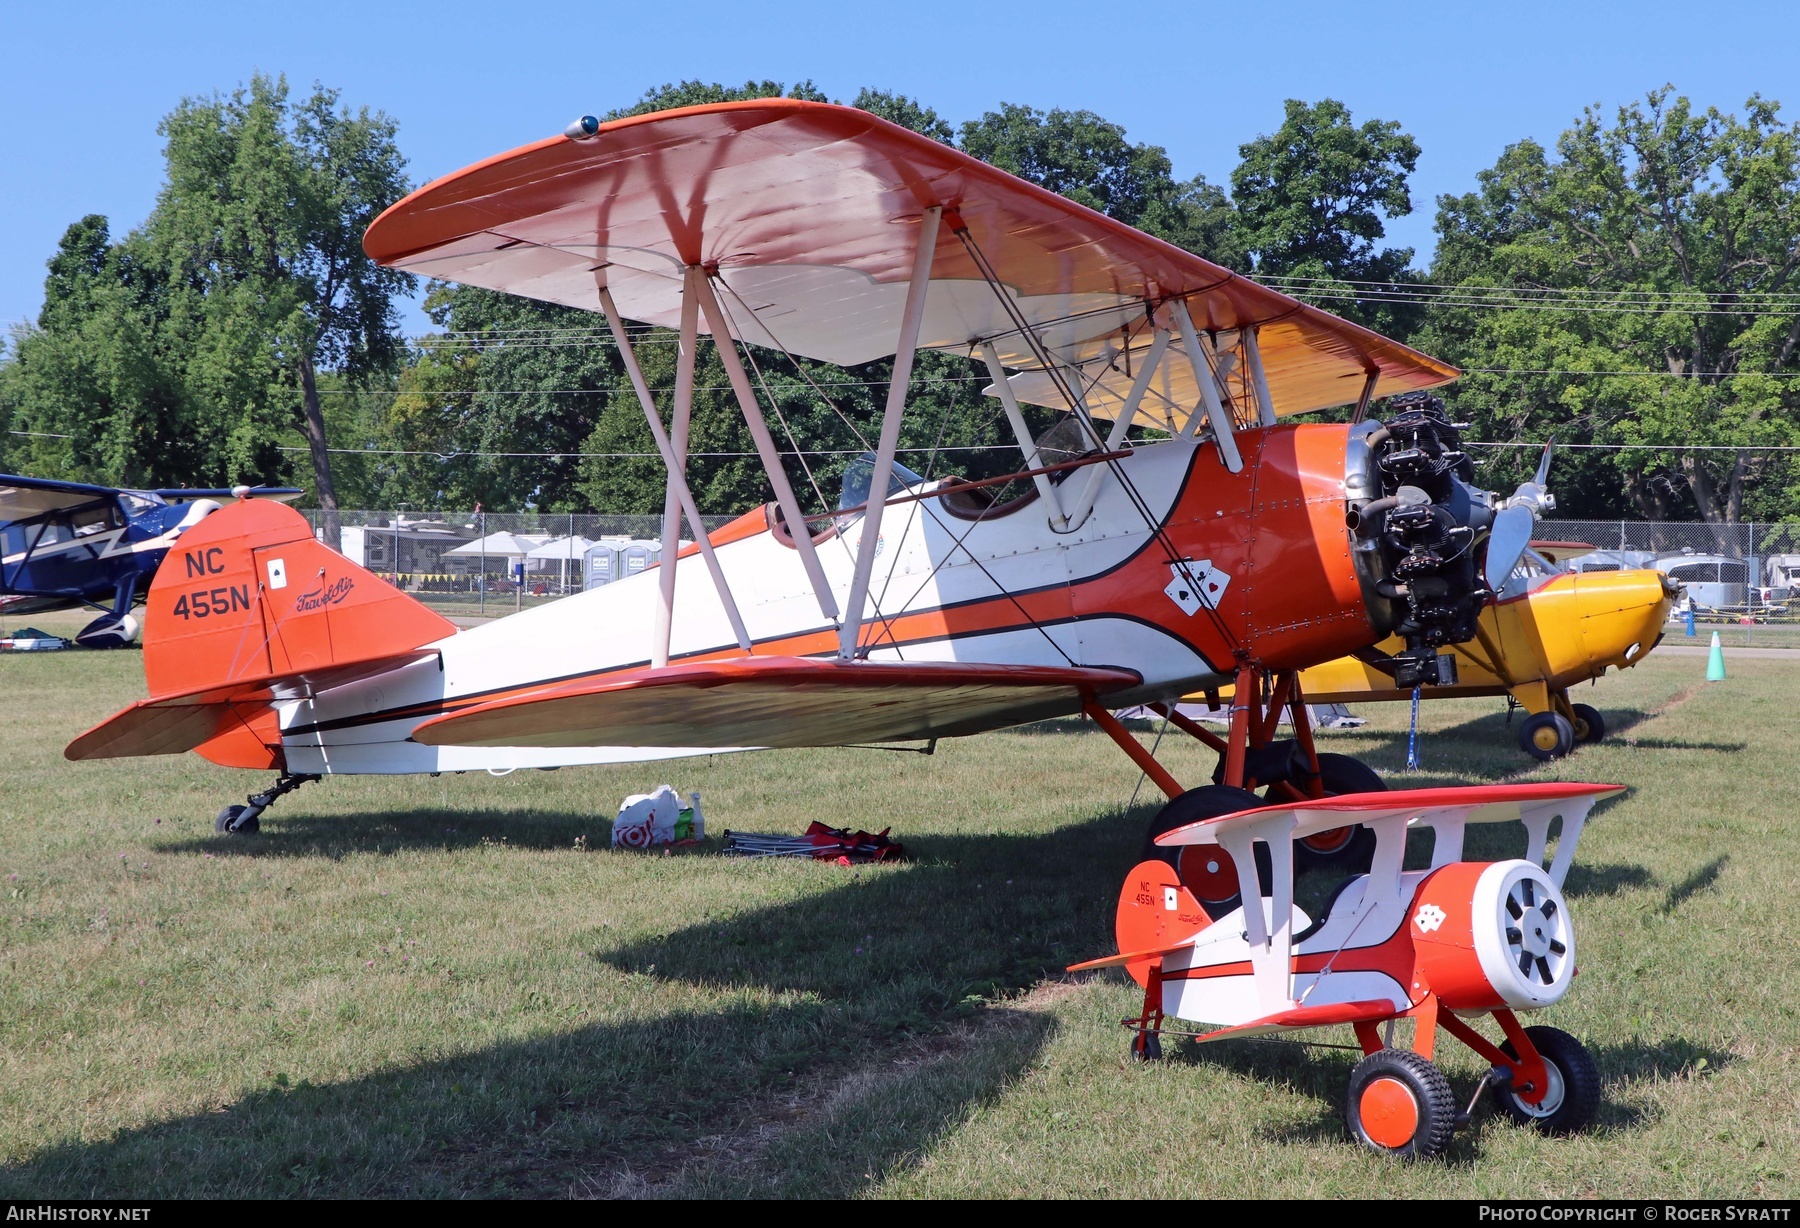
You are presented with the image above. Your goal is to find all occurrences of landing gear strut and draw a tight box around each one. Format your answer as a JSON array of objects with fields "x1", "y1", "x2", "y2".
[
  {"x1": 1086, "y1": 665, "x2": 1387, "y2": 898},
  {"x1": 215, "y1": 773, "x2": 319, "y2": 835}
]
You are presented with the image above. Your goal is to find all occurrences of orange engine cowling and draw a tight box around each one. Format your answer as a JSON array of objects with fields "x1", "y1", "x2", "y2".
[{"x1": 1407, "y1": 859, "x2": 1575, "y2": 1012}]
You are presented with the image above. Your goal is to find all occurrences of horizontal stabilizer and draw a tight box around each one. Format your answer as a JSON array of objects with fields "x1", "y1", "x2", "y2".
[
  {"x1": 1066, "y1": 941, "x2": 1199, "y2": 973},
  {"x1": 65, "y1": 651, "x2": 439, "y2": 760},
  {"x1": 1191, "y1": 999, "x2": 1400, "y2": 1045},
  {"x1": 412, "y1": 656, "x2": 1139, "y2": 749}
]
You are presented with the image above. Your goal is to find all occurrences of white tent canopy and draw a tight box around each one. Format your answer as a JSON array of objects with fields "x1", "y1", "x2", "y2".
[
  {"x1": 446, "y1": 531, "x2": 535, "y2": 558},
  {"x1": 524, "y1": 536, "x2": 595, "y2": 560}
]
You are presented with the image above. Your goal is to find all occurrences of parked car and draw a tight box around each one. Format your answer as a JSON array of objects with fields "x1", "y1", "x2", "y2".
[{"x1": 1764, "y1": 553, "x2": 1800, "y2": 601}]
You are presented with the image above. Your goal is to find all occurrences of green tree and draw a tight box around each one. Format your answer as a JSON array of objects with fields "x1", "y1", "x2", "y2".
[
  {"x1": 150, "y1": 73, "x2": 415, "y2": 542},
  {"x1": 1232, "y1": 99, "x2": 1422, "y2": 335},
  {"x1": 957, "y1": 103, "x2": 1244, "y2": 268},
  {"x1": 1, "y1": 216, "x2": 199, "y2": 485},
  {"x1": 1422, "y1": 88, "x2": 1800, "y2": 524}
]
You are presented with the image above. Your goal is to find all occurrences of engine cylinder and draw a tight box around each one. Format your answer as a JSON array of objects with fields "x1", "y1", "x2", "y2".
[{"x1": 1408, "y1": 859, "x2": 1575, "y2": 1011}]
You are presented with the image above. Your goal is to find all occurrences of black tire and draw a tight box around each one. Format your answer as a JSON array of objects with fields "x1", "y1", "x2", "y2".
[
  {"x1": 1519, "y1": 712, "x2": 1575, "y2": 761},
  {"x1": 1142, "y1": 785, "x2": 1266, "y2": 915},
  {"x1": 1345, "y1": 1048, "x2": 1458, "y2": 1159},
  {"x1": 1491, "y1": 1026, "x2": 1601, "y2": 1135},
  {"x1": 214, "y1": 805, "x2": 259, "y2": 835},
  {"x1": 1293, "y1": 753, "x2": 1384, "y2": 873},
  {"x1": 1569, "y1": 703, "x2": 1606, "y2": 745},
  {"x1": 1131, "y1": 1030, "x2": 1163, "y2": 1062}
]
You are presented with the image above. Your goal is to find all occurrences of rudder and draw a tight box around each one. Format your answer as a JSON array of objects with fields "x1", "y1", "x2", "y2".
[{"x1": 139, "y1": 498, "x2": 457, "y2": 766}]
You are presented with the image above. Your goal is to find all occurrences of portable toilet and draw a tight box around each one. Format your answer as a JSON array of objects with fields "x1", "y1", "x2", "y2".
[
  {"x1": 584, "y1": 540, "x2": 623, "y2": 590},
  {"x1": 620, "y1": 540, "x2": 661, "y2": 578}
]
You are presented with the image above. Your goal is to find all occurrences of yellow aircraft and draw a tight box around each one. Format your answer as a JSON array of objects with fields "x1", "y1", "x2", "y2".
[{"x1": 1260, "y1": 545, "x2": 1679, "y2": 760}]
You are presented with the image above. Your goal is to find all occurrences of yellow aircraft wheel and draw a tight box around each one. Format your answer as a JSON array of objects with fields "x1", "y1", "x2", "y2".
[
  {"x1": 1569, "y1": 703, "x2": 1606, "y2": 745},
  {"x1": 1519, "y1": 712, "x2": 1575, "y2": 761}
]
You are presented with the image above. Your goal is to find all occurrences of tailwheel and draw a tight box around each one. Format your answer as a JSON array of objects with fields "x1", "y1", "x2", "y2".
[
  {"x1": 1130, "y1": 1029, "x2": 1163, "y2": 1063},
  {"x1": 1142, "y1": 785, "x2": 1266, "y2": 916},
  {"x1": 1292, "y1": 753, "x2": 1383, "y2": 874},
  {"x1": 214, "y1": 805, "x2": 259, "y2": 835},
  {"x1": 1345, "y1": 1049, "x2": 1458, "y2": 1159},
  {"x1": 1519, "y1": 711, "x2": 1575, "y2": 761},
  {"x1": 1491, "y1": 1026, "x2": 1600, "y2": 1135},
  {"x1": 1569, "y1": 703, "x2": 1606, "y2": 745}
]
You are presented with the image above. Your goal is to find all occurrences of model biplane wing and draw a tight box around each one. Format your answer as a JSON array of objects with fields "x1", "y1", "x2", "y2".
[
  {"x1": 363, "y1": 100, "x2": 1457, "y2": 422},
  {"x1": 411, "y1": 656, "x2": 1139, "y2": 749}
]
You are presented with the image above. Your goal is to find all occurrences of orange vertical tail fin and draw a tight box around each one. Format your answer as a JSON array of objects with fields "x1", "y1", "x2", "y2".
[{"x1": 67, "y1": 498, "x2": 457, "y2": 767}]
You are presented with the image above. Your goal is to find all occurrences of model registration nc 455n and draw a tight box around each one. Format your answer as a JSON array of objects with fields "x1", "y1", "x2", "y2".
[{"x1": 63, "y1": 99, "x2": 1626, "y2": 1150}]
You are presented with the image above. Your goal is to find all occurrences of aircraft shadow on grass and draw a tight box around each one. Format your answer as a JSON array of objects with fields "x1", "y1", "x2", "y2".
[
  {"x1": 9, "y1": 812, "x2": 1148, "y2": 1198},
  {"x1": 82, "y1": 780, "x2": 1663, "y2": 1193}
]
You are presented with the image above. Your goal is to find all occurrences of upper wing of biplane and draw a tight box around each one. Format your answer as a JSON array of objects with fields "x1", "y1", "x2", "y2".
[
  {"x1": 363, "y1": 100, "x2": 1457, "y2": 421},
  {"x1": 0, "y1": 474, "x2": 123, "y2": 522}
]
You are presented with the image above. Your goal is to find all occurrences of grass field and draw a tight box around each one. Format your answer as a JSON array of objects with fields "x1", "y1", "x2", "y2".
[{"x1": 2, "y1": 616, "x2": 1796, "y2": 1199}]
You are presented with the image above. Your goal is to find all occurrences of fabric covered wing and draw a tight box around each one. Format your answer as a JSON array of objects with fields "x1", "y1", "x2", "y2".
[
  {"x1": 363, "y1": 100, "x2": 1457, "y2": 416},
  {"x1": 411, "y1": 656, "x2": 1139, "y2": 749}
]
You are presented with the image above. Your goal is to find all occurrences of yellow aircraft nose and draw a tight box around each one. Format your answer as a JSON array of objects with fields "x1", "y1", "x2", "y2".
[{"x1": 1572, "y1": 569, "x2": 1676, "y2": 675}]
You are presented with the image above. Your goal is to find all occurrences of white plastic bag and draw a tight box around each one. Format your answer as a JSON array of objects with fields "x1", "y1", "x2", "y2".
[{"x1": 612, "y1": 786, "x2": 704, "y2": 848}]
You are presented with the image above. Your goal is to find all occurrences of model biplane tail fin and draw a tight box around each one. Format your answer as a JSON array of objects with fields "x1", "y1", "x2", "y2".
[{"x1": 67, "y1": 498, "x2": 456, "y2": 767}]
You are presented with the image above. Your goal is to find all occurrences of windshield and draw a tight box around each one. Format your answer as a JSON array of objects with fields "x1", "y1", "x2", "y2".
[{"x1": 837, "y1": 453, "x2": 926, "y2": 515}]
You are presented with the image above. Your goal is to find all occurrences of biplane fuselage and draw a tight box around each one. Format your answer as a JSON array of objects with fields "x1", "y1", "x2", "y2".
[{"x1": 110, "y1": 419, "x2": 1378, "y2": 775}]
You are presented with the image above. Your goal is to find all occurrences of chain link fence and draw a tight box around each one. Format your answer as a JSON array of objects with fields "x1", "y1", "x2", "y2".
[
  {"x1": 297, "y1": 508, "x2": 1800, "y2": 621},
  {"x1": 298, "y1": 509, "x2": 737, "y2": 616}
]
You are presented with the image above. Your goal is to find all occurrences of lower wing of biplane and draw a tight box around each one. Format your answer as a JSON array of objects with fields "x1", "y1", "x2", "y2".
[{"x1": 1071, "y1": 781, "x2": 1624, "y2": 1157}]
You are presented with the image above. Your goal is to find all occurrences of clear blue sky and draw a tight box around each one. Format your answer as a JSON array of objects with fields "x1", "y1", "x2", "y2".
[{"x1": 4, "y1": 0, "x2": 1795, "y2": 337}]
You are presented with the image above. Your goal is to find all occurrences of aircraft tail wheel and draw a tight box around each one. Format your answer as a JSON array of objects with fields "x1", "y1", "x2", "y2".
[
  {"x1": 1294, "y1": 753, "x2": 1384, "y2": 874},
  {"x1": 1569, "y1": 703, "x2": 1605, "y2": 745},
  {"x1": 214, "y1": 805, "x2": 260, "y2": 835},
  {"x1": 1518, "y1": 712, "x2": 1575, "y2": 761},
  {"x1": 1345, "y1": 1049, "x2": 1457, "y2": 1159},
  {"x1": 1491, "y1": 1026, "x2": 1600, "y2": 1135},
  {"x1": 1131, "y1": 1030, "x2": 1163, "y2": 1062}
]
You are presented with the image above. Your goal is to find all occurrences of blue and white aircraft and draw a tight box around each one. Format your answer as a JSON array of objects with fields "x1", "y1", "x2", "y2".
[{"x1": 0, "y1": 475, "x2": 303, "y2": 647}]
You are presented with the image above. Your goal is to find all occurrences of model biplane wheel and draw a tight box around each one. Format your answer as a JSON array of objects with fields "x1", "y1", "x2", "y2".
[
  {"x1": 214, "y1": 805, "x2": 258, "y2": 835},
  {"x1": 1519, "y1": 712, "x2": 1575, "y2": 761},
  {"x1": 1345, "y1": 1049, "x2": 1458, "y2": 1159},
  {"x1": 1491, "y1": 1026, "x2": 1600, "y2": 1135},
  {"x1": 1130, "y1": 1029, "x2": 1164, "y2": 1063},
  {"x1": 1143, "y1": 785, "x2": 1267, "y2": 916},
  {"x1": 1569, "y1": 704, "x2": 1605, "y2": 745},
  {"x1": 1293, "y1": 753, "x2": 1384, "y2": 873}
]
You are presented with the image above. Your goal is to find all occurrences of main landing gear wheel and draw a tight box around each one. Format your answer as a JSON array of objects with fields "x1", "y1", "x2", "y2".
[
  {"x1": 1142, "y1": 785, "x2": 1267, "y2": 918},
  {"x1": 1491, "y1": 1026, "x2": 1600, "y2": 1135},
  {"x1": 1293, "y1": 753, "x2": 1384, "y2": 874},
  {"x1": 1519, "y1": 712, "x2": 1575, "y2": 761},
  {"x1": 1130, "y1": 1030, "x2": 1163, "y2": 1062},
  {"x1": 214, "y1": 805, "x2": 259, "y2": 835},
  {"x1": 1569, "y1": 703, "x2": 1606, "y2": 745},
  {"x1": 1345, "y1": 1049, "x2": 1457, "y2": 1159}
]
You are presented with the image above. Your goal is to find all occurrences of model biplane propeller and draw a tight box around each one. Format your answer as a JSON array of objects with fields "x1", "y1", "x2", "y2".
[{"x1": 1, "y1": 475, "x2": 302, "y2": 647}]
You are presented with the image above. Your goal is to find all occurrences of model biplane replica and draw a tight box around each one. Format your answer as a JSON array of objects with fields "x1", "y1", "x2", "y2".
[
  {"x1": 1073, "y1": 780, "x2": 1621, "y2": 1156},
  {"x1": 1, "y1": 474, "x2": 302, "y2": 647},
  {"x1": 1218, "y1": 541, "x2": 1680, "y2": 760},
  {"x1": 59, "y1": 99, "x2": 1627, "y2": 1151}
]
